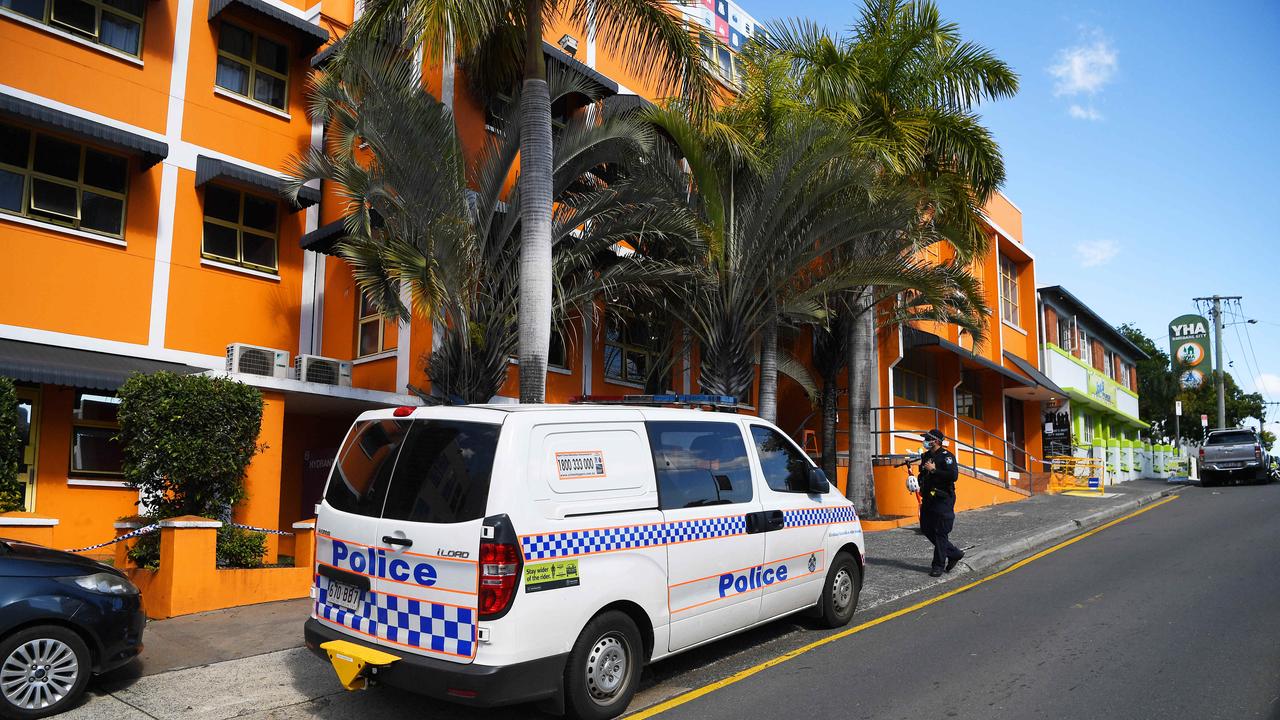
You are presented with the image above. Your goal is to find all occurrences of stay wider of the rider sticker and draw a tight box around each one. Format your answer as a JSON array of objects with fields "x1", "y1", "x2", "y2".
[{"x1": 555, "y1": 450, "x2": 606, "y2": 480}]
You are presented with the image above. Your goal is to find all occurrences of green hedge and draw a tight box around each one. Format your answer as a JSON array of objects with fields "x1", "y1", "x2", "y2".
[{"x1": 0, "y1": 377, "x2": 21, "y2": 512}]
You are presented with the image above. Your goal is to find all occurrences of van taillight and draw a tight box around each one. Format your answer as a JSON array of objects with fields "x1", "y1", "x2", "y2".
[
  {"x1": 1256, "y1": 445, "x2": 1263, "y2": 460},
  {"x1": 479, "y1": 541, "x2": 522, "y2": 618},
  {"x1": 1199, "y1": 447, "x2": 1205, "y2": 459}
]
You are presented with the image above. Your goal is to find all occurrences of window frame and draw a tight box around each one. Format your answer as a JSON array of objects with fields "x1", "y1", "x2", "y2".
[
  {"x1": 603, "y1": 315, "x2": 661, "y2": 386},
  {"x1": 1079, "y1": 330, "x2": 1092, "y2": 365},
  {"x1": 892, "y1": 353, "x2": 934, "y2": 406},
  {"x1": 214, "y1": 21, "x2": 291, "y2": 112},
  {"x1": 0, "y1": 121, "x2": 129, "y2": 239},
  {"x1": 69, "y1": 390, "x2": 123, "y2": 478},
  {"x1": 646, "y1": 420, "x2": 756, "y2": 510},
  {"x1": 999, "y1": 254, "x2": 1019, "y2": 326},
  {"x1": 1103, "y1": 349, "x2": 1115, "y2": 379},
  {"x1": 200, "y1": 183, "x2": 280, "y2": 273},
  {"x1": 1081, "y1": 413, "x2": 1094, "y2": 445},
  {"x1": 956, "y1": 370, "x2": 983, "y2": 420},
  {"x1": 356, "y1": 293, "x2": 395, "y2": 358},
  {"x1": 748, "y1": 423, "x2": 814, "y2": 495},
  {"x1": 2, "y1": 0, "x2": 146, "y2": 57}
]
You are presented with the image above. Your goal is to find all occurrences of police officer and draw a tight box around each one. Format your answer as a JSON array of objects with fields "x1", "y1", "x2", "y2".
[{"x1": 918, "y1": 428, "x2": 964, "y2": 577}]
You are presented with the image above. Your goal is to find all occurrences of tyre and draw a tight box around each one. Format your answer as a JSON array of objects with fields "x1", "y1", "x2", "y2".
[
  {"x1": 0, "y1": 625, "x2": 92, "y2": 720},
  {"x1": 563, "y1": 611, "x2": 643, "y2": 720},
  {"x1": 1200, "y1": 472, "x2": 1215, "y2": 487},
  {"x1": 816, "y1": 551, "x2": 860, "y2": 629}
]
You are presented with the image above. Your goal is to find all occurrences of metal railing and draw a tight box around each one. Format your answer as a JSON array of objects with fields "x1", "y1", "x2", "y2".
[{"x1": 862, "y1": 404, "x2": 1046, "y2": 493}]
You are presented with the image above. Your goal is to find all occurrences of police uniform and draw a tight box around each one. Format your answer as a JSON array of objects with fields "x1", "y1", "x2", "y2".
[{"x1": 918, "y1": 442, "x2": 964, "y2": 573}]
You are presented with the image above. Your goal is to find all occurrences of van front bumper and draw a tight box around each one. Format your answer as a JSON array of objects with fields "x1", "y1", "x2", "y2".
[{"x1": 304, "y1": 619, "x2": 567, "y2": 708}]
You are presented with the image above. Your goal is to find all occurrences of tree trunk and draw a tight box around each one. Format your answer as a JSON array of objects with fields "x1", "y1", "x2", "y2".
[
  {"x1": 758, "y1": 302, "x2": 778, "y2": 422},
  {"x1": 847, "y1": 287, "x2": 877, "y2": 518},
  {"x1": 820, "y1": 379, "x2": 837, "y2": 482},
  {"x1": 517, "y1": 0, "x2": 552, "y2": 403}
]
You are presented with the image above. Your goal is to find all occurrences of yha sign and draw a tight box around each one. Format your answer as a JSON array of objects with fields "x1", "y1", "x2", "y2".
[{"x1": 1168, "y1": 314, "x2": 1210, "y2": 390}]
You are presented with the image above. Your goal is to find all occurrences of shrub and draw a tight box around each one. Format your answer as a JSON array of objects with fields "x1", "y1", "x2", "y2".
[
  {"x1": 216, "y1": 526, "x2": 267, "y2": 568},
  {"x1": 0, "y1": 377, "x2": 22, "y2": 513}
]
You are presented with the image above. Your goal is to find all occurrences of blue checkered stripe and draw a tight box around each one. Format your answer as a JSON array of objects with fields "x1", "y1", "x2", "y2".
[
  {"x1": 316, "y1": 579, "x2": 475, "y2": 658},
  {"x1": 784, "y1": 506, "x2": 857, "y2": 528},
  {"x1": 521, "y1": 515, "x2": 749, "y2": 561}
]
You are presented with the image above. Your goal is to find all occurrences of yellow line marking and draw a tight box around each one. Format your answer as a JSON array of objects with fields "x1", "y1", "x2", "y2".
[{"x1": 626, "y1": 494, "x2": 1179, "y2": 719}]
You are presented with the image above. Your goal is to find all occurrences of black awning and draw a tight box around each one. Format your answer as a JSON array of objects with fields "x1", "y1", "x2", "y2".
[
  {"x1": 603, "y1": 93, "x2": 655, "y2": 118},
  {"x1": 209, "y1": 0, "x2": 329, "y2": 52},
  {"x1": 542, "y1": 41, "x2": 619, "y2": 96},
  {"x1": 1003, "y1": 351, "x2": 1067, "y2": 397},
  {"x1": 300, "y1": 218, "x2": 345, "y2": 254},
  {"x1": 311, "y1": 38, "x2": 342, "y2": 68},
  {"x1": 903, "y1": 327, "x2": 1033, "y2": 387},
  {"x1": 195, "y1": 155, "x2": 320, "y2": 209},
  {"x1": 0, "y1": 93, "x2": 168, "y2": 169},
  {"x1": 0, "y1": 340, "x2": 203, "y2": 391}
]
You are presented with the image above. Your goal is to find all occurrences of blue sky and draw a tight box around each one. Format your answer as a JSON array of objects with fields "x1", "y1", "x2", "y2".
[{"x1": 749, "y1": 0, "x2": 1280, "y2": 431}]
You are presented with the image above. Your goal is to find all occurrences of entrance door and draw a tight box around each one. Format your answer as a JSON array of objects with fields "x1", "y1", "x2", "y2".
[
  {"x1": 1004, "y1": 396, "x2": 1026, "y2": 472},
  {"x1": 15, "y1": 387, "x2": 39, "y2": 512}
]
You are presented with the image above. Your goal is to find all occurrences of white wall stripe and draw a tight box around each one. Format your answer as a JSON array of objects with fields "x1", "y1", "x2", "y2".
[{"x1": 0, "y1": 323, "x2": 224, "y2": 368}]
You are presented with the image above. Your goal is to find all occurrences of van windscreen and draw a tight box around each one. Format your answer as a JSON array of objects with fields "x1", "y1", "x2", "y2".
[
  {"x1": 380, "y1": 420, "x2": 501, "y2": 524},
  {"x1": 325, "y1": 419, "x2": 412, "y2": 517}
]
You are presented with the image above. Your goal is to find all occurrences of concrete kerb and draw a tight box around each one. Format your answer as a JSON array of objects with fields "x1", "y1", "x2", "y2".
[{"x1": 953, "y1": 487, "x2": 1181, "y2": 578}]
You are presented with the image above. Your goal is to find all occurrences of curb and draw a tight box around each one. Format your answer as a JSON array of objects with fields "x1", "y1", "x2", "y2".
[{"x1": 955, "y1": 487, "x2": 1181, "y2": 577}]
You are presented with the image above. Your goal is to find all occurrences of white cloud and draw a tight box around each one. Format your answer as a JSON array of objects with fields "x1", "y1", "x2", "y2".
[
  {"x1": 1068, "y1": 104, "x2": 1103, "y2": 121},
  {"x1": 1074, "y1": 239, "x2": 1119, "y2": 267},
  {"x1": 1253, "y1": 373, "x2": 1280, "y2": 397},
  {"x1": 1050, "y1": 32, "x2": 1117, "y2": 96}
]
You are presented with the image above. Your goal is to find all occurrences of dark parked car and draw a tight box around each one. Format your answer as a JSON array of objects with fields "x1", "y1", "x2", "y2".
[{"x1": 0, "y1": 539, "x2": 145, "y2": 719}]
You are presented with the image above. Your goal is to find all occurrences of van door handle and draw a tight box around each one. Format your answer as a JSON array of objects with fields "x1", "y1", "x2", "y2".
[
  {"x1": 382, "y1": 536, "x2": 413, "y2": 547},
  {"x1": 746, "y1": 511, "x2": 786, "y2": 534}
]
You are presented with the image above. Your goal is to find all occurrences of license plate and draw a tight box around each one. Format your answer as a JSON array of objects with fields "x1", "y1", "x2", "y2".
[
  {"x1": 328, "y1": 581, "x2": 363, "y2": 612},
  {"x1": 1220, "y1": 462, "x2": 1243, "y2": 469}
]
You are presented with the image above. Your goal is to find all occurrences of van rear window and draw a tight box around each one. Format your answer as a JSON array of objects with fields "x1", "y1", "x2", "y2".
[
  {"x1": 380, "y1": 420, "x2": 500, "y2": 524},
  {"x1": 325, "y1": 419, "x2": 412, "y2": 517},
  {"x1": 1207, "y1": 430, "x2": 1256, "y2": 445}
]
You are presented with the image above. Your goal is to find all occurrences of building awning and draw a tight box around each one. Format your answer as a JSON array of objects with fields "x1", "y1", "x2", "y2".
[
  {"x1": 603, "y1": 93, "x2": 655, "y2": 118},
  {"x1": 195, "y1": 155, "x2": 320, "y2": 209},
  {"x1": 1002, "y1": 351, "x2": 1068, "y2": 403},
  {"x1": 903, "y1": 327, "x2": 1033, "y2": 387},
  {"x1": 542, "y1": 41, "x2": 619, "y2": 96},
  {"x1": 208, "y1": 0, "x2": 329, "y2": 52},
  {"x1": 0, "y1": 340, "x2": 203, "y2": 392},
  {"x1": 300, "y1": 218, "x2": 345, "y2": 254},
  {"x1": 0, "y1": 92, "x2": 168, "y2": 169}
]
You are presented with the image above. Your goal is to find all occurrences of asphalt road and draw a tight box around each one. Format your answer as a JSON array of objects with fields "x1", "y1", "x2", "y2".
[{"x1": 649, "y1": 483, "x2": 1280, "y2": 720}]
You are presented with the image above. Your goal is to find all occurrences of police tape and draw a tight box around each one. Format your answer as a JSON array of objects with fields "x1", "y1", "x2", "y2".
[
  {"x1": 227, "y1": 522, "x2": 294, "y2": 536},
  {"x1": 62, "y1": 523, "x2": 161, "y2": 553}
]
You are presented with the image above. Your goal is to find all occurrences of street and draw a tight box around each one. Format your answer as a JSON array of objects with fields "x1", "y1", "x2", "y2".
[{"x1": 647, "y1": 483, "x2": 1280, "y2": 720}]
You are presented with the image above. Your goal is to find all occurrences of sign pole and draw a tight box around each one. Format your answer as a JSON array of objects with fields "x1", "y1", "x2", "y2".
[{"x1": 1174, "y1": 399, "x2": 1181, "y2": 455}]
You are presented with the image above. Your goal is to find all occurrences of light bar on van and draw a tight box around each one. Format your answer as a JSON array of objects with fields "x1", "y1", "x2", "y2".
[{"x1": 570, "y1": 394, "x2": 738, "y2": 408}]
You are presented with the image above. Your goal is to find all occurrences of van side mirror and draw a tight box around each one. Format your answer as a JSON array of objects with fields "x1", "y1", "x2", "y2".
[{"x1": 807, "y1": 466, "x2": 830, "y2": 494}]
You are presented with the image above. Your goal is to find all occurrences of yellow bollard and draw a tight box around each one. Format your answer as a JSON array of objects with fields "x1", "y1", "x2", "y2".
[{"x1": 321, "y1": 640, "x2": 400, "y2": 691}]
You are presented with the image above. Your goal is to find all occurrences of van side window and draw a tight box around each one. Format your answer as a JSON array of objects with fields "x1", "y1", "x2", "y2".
[
  {"x1": 325, "y1": 419, "x2": 412, "y2": 516},
  {"x1": 750, "y1": 425, "x2": 811, "y2": 493},
  {"x1": 646, "y1": 421, "x2": 753, "y2": 509},
  {"x1": 381, "y1": 421, "x2": 500, "y2": 524}
]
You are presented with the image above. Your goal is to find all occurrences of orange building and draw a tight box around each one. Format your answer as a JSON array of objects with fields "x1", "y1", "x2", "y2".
[{"x1": 1, "y1": 0, "x2": 1048, "y2": 594}]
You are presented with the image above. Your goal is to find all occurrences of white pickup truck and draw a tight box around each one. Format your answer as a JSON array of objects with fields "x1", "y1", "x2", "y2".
[{"x1": 1198, "y1": 428, "x2": 1270, "y2": 486}]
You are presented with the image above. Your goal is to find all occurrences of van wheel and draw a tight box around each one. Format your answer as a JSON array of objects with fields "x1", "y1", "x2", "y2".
[
  {"x1": 817, "y1": 552, "x2": 860, "y2": 628},
  {"x1": 0, "y1": 625, "x2": 92, "y2": 720},
  {"x1": 563, "y1": 611, "x2": 642, "y2": 720}
]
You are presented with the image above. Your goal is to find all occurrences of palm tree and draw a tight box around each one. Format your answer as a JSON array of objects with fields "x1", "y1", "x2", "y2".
[
  {"x1": 286, "y1": 42, "x2": 699, "y2": 403},
  {"x1": 341, "y1": 0, "x2": 719, "y2": 403},
  {"x1": 764, "y1": 0, "x2": 1018, "y2": 514}
]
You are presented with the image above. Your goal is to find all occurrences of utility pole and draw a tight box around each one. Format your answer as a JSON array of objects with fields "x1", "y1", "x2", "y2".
[{"x1": 1193, "y1": 294, "x2": 1241, "y2": 430}]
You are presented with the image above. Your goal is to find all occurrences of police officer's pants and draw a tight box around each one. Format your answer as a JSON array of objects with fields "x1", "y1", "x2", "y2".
[{"x1": 921, "y1": 508, "x2": 962, "y2": 571}]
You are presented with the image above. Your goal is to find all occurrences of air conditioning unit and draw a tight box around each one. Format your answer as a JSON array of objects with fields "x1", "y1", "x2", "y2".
[
  {"x1": 295, "y1": 354, "x2": 353, "y2": 387},
  {"x1": 226, "y1": 343, "x2": 291, "y2": 378}
]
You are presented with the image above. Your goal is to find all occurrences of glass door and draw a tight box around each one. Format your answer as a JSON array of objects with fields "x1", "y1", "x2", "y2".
[{"x1": 15, "y1": 387, "x2": 39, "y2": 512}]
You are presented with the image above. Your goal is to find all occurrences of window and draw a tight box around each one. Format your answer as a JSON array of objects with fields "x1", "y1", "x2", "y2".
[
  {"x1": 999, "y1": 254, "x2": 1019, "y2": 325},
  {"x1": 749, "y1": 425, "x2": 812, "y2": 494},
  {"x1": 646, "y1": 421, "x2": 753, "y2": 509},
  {"x1": 1081, "y1": 413, "x2": 1094, "y2": 445},
  {"x1": 1057, "y1": 318, "x2": 1074, "y2": 350},
  {"x1": 956, "y1": 370, "x2": 983, "y2": 420},
  {"x1": 215, "y1": 23, "x2": 289, "y2": 110},
  {"x1": 2, "y1": 0, "x2": 145, "y2": 56},
  {"x1": 548, "y1": 325, "x2": 568, "y2": 370},
  {"x1": 1120, "y1": 363, "x2": 1131, "y2": 388},
  {"x1": 1079, "y1": 330, "x2": 1092, "y2": 365},
  {"x1": 202, "y1": 184, "x2": 278, "y2": 272},
  {"x1": 604, "y1": 315, "x2": 661, "y2": 385},
  {"x1": 892, "y1": 352, "x2": 934, "y2": 405},
  {"x1": 324, "y1": 419, "x2": 411, "y2": 516},
  {"x1": 70, "y1": 391, "x2": 122, "y2": 476},
  {"x1": 380, "y1": 420, "x2": 500, "y2": 524},
  {"x1": 1103, "y1": 349, "x2": 1115, "y2": 379},
  {"x1": 356, "y1": 293, "x2": 394, "y2": 357},
  {"x1": 0, "y1": 122, "x2": 128, "y2": 238},
  {"x1": 487, "y1": 92, "x2": 570, "y2": 139}
]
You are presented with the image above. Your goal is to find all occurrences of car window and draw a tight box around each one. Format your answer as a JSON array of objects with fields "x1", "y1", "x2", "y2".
[
  {"x1": 750, "y1": 425, "x2": 812, "y2": 493},
  {"x1": 1207, "y1": 431, "x2": 1256, "y2": 445},
  {"x1": 324, "y1": 419, "x2": 411, "y2": 516},
  {"x1": 646, "y1": 421, "x2": 753, "y2": 510},
  {"x1": 380, "y1": 420, "x2": 500, "y2": 524}
]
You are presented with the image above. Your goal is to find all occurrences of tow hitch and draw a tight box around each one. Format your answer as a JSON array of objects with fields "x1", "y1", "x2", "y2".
[{"x1": 321, "y1": 640, "x2": 400, "y2": 691}]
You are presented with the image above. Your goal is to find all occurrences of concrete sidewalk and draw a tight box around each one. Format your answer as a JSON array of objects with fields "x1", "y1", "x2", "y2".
[{"x1": 71, "y1": 479, "x2": 1182, "y2": 720}]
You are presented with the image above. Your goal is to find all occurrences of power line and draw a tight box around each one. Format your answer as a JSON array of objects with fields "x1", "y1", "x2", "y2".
[{"x1": 1236, "y1": 299, "x2": 1272, "y2": 403}]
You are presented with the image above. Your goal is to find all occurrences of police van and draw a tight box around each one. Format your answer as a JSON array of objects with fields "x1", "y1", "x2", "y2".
[{"x1": 304, "y1": 398, "x2": 864, "y2": 719}]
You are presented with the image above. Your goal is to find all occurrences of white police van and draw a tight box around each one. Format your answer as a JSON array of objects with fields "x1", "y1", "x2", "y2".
[{"x1": 304, "y1": 398, "x2": 864, "y2": 719}]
